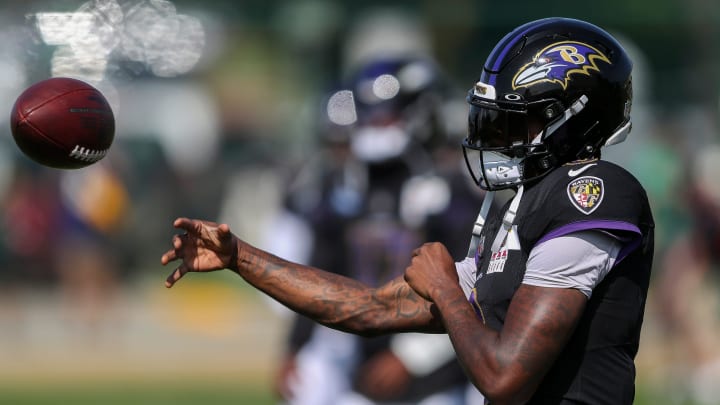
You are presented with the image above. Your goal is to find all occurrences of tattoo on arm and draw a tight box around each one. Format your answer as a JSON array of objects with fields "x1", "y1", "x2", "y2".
[{"x1": 237, "y1": 244, "x2": 440, "y2": 335}]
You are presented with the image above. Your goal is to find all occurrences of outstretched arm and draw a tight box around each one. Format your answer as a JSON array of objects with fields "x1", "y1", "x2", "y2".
[{"x1": 160, "y1": 218, "x2": 442, "y2": 335}]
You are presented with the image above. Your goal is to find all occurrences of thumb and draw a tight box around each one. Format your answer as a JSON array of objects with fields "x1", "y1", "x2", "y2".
[
  {"x1": 217, "y1": 223, "x2": 235, "y2": 247},
  {"x1": 218, "y1": 223, "x2": 231, "y2": 236},
  {"x1": 217, "y1": 223, "x2": 240, "y2": 269}
]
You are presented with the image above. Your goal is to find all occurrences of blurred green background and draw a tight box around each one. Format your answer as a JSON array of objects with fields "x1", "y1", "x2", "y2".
[{"x1": 0, "y1": 0, "x2": 718, "y2": 404}]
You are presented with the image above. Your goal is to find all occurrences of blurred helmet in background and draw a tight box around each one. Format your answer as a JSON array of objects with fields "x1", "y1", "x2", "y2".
[{"x1": 328, "y1": 56, "x2": 450, "y2": 163}]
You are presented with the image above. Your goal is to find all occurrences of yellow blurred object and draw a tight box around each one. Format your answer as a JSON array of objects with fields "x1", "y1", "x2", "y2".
[
  {"x1": 61, "y1": 164, "x2": 129, "y2": 233},
  {"x1": 151, "y1": 278, "x2": 257, "y2": 338}
]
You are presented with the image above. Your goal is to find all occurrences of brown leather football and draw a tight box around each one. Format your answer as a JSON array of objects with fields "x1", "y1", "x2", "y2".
[{"x1": 10, "y1": 77, "x2": 115, "y2": 169}]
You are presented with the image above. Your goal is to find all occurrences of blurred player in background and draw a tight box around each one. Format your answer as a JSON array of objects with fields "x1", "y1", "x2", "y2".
[
  {"x1": 162, "y1": 17, "x2": 654, "y2": 404},
  {"x1": 655, "y1": 144, "x2": 720, "y2": 404},
  {"x1": 269, "y1": 55, "x2": 485, "y2": 405}
]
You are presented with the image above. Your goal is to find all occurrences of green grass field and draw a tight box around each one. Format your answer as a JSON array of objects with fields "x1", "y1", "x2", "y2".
[
  {"x1": 0, "y1": 382, "x2": 276, "y2": 405},
  {"x1": 0, "y1": 277, "x2": 708, "y2": 405},
  {"x1": 0, "y1": 382, "x2": 701, "y2": 405}
]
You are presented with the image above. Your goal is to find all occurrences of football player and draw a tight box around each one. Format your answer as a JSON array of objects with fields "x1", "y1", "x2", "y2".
[
  {"x1": 161, "y1": 17, "x2": 654, "y2": 404},
  {"x1": 271, "y1": 56, "x2": 480, "y2": 405}
]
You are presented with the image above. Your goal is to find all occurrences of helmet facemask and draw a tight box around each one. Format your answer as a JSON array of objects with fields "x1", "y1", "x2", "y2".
[
  {"x1": 462, "y1": 84, "x2": 560, "y2": 191},
  {"x1": 462, "y1": 79, "x2": 602, "y2": 191}
]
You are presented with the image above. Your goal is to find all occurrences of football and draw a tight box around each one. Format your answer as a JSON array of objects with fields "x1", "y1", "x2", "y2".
[{"x1": 10, "y1": 77, "x2": 115, "y2": 169}]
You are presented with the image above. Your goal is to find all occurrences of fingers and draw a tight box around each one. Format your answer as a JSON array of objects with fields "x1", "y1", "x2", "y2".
[
  {"x1": 173, "y1": 217, "x2": 232, "y2": 239},
  {"x1": 163, "y1": 218, "x2": 233, "y2": 288},
  {"x1": 165, "y1": 264, "x2": 188, "y2": 288},
  {"x1": 173, "y1": 233, "x2": 184, "y2": 249},
  {"x1": 160, "y1": 233, "x2": 185, "y2": 265},
  {"x1": 411, "y1": 242, "x2": 435, "y2": 257},
  {"x1": 173, "y1": 217, "x2": 193, "y2": 231},
  {"x1": 162, "y1": 219, "x2": 194, "y2": 288},
  {"x1": 160, "y1": 250, "x2": 176, "y2": 265}
]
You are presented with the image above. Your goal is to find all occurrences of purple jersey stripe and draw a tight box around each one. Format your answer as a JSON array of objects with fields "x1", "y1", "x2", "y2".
[
  {"x1": 467, "y1": 289, "x2": 484, "y2": 321},
  {"x1": 535, "y1": 220, "x2": 642, "y2": 262}
]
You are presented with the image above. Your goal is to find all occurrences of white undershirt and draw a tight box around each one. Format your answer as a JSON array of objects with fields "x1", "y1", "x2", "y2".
[
  {"x1": 456, "y1": 230, "x2": 622, "y2": 299},
  {"x1": 396, "y1": 230, "x2": 621, "y2": 377}
]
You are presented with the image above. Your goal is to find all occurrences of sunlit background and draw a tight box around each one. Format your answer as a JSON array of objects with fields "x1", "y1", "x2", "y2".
[{"x1": 0, "y1": 0, "x2": 718, "y2": 404}]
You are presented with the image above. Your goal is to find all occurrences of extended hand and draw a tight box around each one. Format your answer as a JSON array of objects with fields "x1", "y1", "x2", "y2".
[
  {"x1": 404, "y1": 242, "x2": 458, "y2": 302},
  {"x1": 160, "y1": 217, "x2": 239, "y2": 288}
]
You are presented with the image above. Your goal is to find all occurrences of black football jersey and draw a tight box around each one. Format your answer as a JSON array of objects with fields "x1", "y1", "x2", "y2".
[{"x1": 469, "y1": 160, "x2": 655, "y2": 404}]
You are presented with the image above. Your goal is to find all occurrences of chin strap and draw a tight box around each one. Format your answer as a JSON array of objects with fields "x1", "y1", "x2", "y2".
[
  {"x1": 465, "y1": 185, "x2": 525, "y2": 259},
  {"x1": 466, "y1": 190, "x2": 495, "y2": 258},
  {"x1": 491, "y1": 185, "x2": 524, "y2": 253}
]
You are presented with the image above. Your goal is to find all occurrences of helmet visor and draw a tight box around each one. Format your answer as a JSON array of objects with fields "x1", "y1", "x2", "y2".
[
  {"x1": 465, "y1": 91, "x2": 555, "y2": 149},
  {"x1": 463, "y1": 93, "x2": 555, "y2": 190}
]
